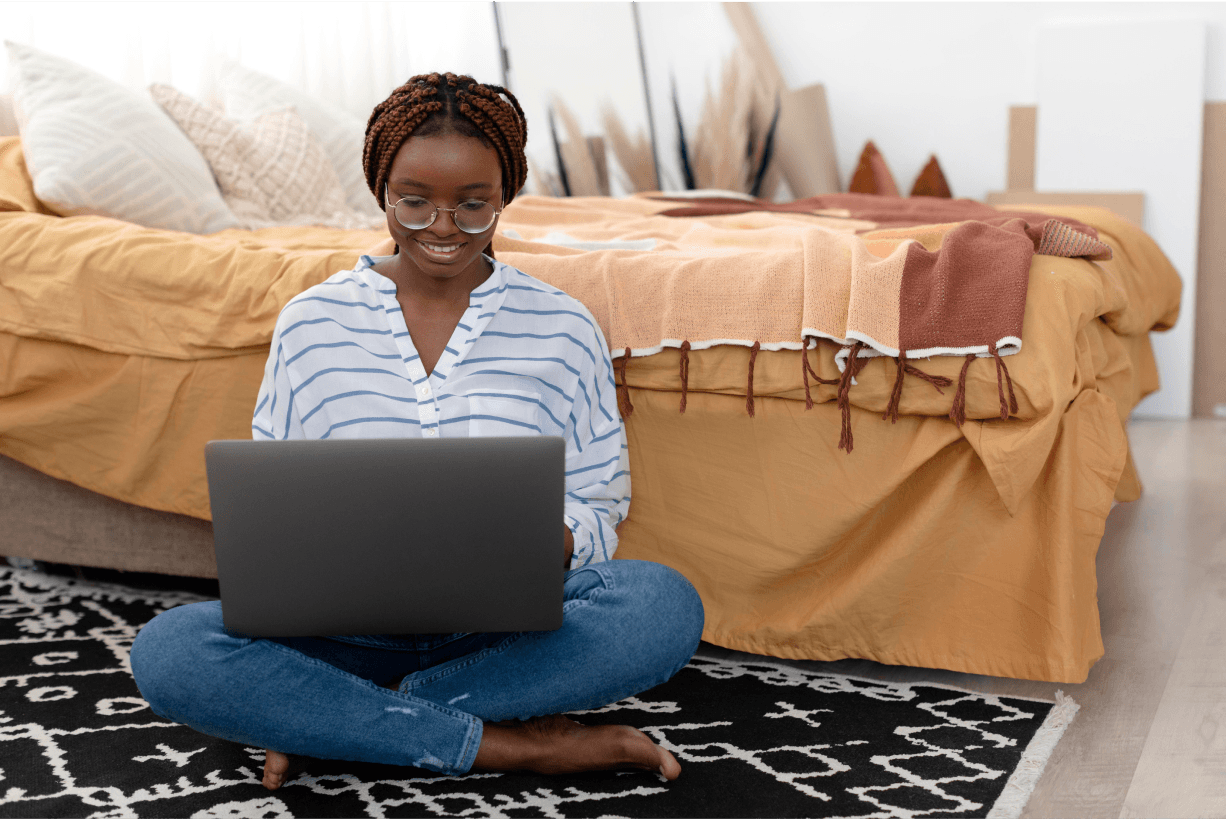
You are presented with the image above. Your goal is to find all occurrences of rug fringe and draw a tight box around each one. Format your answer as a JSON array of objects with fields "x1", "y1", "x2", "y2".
[{"x1": 986, "y1": 690, "x2": 1080, "y2": 819}]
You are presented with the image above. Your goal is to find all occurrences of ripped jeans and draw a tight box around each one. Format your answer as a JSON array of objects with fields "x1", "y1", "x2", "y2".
[{"x1": 129, "y1": 559, "x2": 705, "y2": 775}]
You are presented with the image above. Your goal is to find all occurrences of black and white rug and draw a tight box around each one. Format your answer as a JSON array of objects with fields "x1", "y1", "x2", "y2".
[{"x1": 0, "y1": 565, "x2": 1076, "y2": 818}]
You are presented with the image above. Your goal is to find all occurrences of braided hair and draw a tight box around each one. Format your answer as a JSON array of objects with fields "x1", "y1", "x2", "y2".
[{"x1": 364, "y1": 73, "x2": 528, "y2": 258}]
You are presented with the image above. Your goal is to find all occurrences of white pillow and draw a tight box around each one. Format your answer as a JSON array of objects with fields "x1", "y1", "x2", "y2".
[
  {"x1": 150, "y1": 83, "x2": 379, "y2": 230},
  {"x1": 5, "y1": 41, "x2": 238, "y2": 234},
  {"x1": 217, "y1": 61, "x2": 381, "y2": 220}
]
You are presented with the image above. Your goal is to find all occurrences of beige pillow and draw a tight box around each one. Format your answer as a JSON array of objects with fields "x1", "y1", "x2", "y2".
[
  {"x1": 217, "y1": 60, "x2": 381, "y2": 219},
  {"x1": 149, "y1": 83, "x2": 379, "y2": 230}
]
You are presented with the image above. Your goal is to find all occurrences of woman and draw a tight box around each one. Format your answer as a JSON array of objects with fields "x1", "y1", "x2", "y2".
[{"x1": 129, "y1": 73, "x2": 704, "y2": 791}]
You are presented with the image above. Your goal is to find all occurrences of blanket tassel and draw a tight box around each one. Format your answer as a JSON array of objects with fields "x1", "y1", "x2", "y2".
[
  {"x1": 988, "y1": 341, "x2": 1019, "y2": 420},
  {"x1": 746, "y1": 341, "x2": 761, "y2": 417},
  {"x1": 801, "y1": 340, "x2": 814, "y2": 409},
  {"x1": 801, "y1": 337, "x2": 840, "y2": 411},
  {"x1": 679, "y1": 340, "x2": 691, "y2": 414},
  {"x1": 616, "y1": 347, "x2": 634, "y2": 419},
  {"x1": 837, "y1": 341, "x2": 868, "y2": 453},
  {"x1": 948, "y1": 354, "x2": 976, "y2": 427},
  {"x1": 904, "y1": 363, "x2": 952, "y2": 394},
  {"x1": 883, "y1": 353, "x2": 907, "y2": 423}
]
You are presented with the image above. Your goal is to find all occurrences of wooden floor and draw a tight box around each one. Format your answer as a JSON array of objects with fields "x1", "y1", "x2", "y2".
[{"x1": 696, "y1": 419, "x2": 1226, "y2": 818}]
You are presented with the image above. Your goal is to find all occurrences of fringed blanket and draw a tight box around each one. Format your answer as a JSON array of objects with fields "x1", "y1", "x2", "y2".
[{"x1": 496, "y1": 195, "x2": 1112, "y2": 452}]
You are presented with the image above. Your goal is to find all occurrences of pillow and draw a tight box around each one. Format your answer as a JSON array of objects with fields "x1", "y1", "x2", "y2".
[
  {"x1": 5, "y1": 41, "x2": 238, "y2": 234},
  {"x1": 149, "y1": 84, "x2": 380, "y2": 231},
  {"x1": 216, "y1": 61, "x2": 381, "y2": 219},
  {"x1": 847, "y1": 140, "x2": 900, "y2": 197},
  {"x1": 910, "y1": 154, "x2": 953, "y2": 198}
]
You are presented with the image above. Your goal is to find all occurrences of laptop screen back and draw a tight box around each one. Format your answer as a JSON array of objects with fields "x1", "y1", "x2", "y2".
[{"x1": 205, "y1": 437, "x2": 564, "y2": 637}]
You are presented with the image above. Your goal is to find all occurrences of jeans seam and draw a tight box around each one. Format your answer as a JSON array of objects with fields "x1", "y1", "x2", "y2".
[
  {"x1": 401, "y1": 631, "x2": 530, "y2": 690},
  {"x1": 456, "y1": 717, "x2": 482, "y2": 774},
  {"x1": 260, "y1": 638, "x2": 475, "y2": 724},
  {"x1": 578, "y1": 564, "x2": 615, "y2": 593}
]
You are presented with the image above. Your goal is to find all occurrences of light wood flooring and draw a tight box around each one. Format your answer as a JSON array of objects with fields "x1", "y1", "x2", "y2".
[{"x1": 695, "y1": 419, "x2": 1226, "y2": 818}]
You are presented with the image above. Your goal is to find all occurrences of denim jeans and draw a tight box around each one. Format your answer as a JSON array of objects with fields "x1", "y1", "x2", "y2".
[{"x1": 130, "y1": 559, "x2": 704, "y2": 775}]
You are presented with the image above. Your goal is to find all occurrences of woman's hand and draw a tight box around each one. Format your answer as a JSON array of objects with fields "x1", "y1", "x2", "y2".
[{"x1": 564, "y1": 526, "x2": 574, "y2": 568}]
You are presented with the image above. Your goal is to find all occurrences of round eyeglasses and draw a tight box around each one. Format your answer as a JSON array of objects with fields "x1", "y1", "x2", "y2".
[{"x1": 385, "y1": 186, "x2": 501, "y2": 234}]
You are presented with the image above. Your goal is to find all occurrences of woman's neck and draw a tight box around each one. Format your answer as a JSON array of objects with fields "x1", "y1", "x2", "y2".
[{"x1": 375, "y1": 251, "x2": 493, "y2": 307}]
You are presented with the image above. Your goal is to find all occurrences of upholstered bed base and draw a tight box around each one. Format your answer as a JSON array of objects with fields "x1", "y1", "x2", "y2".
[{"x1": 0, "y1": 453, "x2": 217, "y2": 578}]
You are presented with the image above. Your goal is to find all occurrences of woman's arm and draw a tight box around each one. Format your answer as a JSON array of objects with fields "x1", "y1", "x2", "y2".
[{"x1": 560, "y1": 317, "x2": 630, "y2": 570}]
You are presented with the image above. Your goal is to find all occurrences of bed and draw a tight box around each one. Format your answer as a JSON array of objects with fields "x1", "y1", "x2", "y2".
[{"x1": 0, "y1": 134, "x2": 1181, "y2": 683}]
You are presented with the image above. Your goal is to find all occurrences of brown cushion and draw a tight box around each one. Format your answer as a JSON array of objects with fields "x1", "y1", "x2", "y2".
[
  {"x1": 910, "y1": 155, "x2": 953, "y2": 198},
  {"x1": 848, "y1": 140, "x2": 899, "y2": 196}
]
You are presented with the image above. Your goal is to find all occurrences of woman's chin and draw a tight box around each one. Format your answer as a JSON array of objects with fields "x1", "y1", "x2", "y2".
[{"x1": 401, "y1": 246, "x2": 490, "y2": 283}]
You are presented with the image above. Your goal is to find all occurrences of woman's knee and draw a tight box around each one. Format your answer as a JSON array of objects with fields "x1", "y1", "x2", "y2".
[
  {"x1": 595, "y1": 559, "x2": 706, "y2": 666},
  {"x1": 130, "y1": 600, "x2": 232, "y2": 713}
]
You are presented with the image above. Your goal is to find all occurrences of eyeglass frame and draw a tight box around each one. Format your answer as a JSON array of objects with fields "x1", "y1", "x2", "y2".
[{"x1": 383, "y1": 184, "x2": 503, "y2": 234}]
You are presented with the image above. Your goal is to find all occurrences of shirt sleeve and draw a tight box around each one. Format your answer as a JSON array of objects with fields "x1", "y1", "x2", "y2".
[
  {"x1": 562, "y1": 314, "x2": 630, "y2": 570},
  {"x1": 251, "y1": 312, "x2": 306, "y2": 441}
]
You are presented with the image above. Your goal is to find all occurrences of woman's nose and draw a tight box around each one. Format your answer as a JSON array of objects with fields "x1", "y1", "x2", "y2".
[{"x1": 432, "y1": 208, "x2": 459, "y2": 233}]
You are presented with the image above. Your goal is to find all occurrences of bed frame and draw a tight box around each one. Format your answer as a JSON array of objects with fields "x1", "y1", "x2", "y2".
[{"x1": 0, "y1": 453, "x2": 217, "y2": 578}]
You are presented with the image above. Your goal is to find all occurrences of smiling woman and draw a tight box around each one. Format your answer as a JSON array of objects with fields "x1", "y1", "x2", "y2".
[{"x1": 128, "y1": 71, "x2": 705, "y2": 791}]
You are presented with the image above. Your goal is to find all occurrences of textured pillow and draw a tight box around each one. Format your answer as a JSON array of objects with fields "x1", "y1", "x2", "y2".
[
  {"x1": 5, "y1": 41, "x2": 238, "y2": 234},
  {"x1": 216, "y1": 61, "x2": 381, "y2": 219},
  {"x1": 910, "y1": 154, "x2": 953, "y2": 198},
  {"x1": 847, "y1": 140, "x2": 900, "y2": 197},
  {"x1": 150, "y1": 84, "x2": 379, "y2": 230}
]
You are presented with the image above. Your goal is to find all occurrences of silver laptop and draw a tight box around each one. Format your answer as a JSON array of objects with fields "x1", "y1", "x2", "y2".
[{"x1": 204, "y1": 437, "x2": 564, "y2": 637}]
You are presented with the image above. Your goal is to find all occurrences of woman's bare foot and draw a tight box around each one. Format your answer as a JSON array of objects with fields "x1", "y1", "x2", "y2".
[
  {"x1": 261, "y1": 712, "x2": 680, "y2": 790},
  {"x1": 473, "y1": 714, "x2": 681, "y2": 780},
  {"x1": 262, "y1": 749, "x2": 291, "y2": 790}
]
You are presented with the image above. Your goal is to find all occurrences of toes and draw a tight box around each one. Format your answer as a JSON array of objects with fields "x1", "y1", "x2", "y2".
[
  {"x1": 263, "y1": 750, "x2": 290, "y2": 791},
  {"x1": 657, "y1": 747, "x2": 682, "y2": 781}
]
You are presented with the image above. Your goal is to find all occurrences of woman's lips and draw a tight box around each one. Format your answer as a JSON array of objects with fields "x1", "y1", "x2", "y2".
[{"x1": 416, "y1": 239, "x2": 466, "y2": 262}]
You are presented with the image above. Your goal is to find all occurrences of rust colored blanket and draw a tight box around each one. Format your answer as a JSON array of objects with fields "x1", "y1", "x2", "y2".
[{"x1": 0, "y1": 137, "x2": 1184, "y2": 681}]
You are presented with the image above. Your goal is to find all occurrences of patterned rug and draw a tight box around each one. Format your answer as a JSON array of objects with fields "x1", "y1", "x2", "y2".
[{"x1": 0, "y1": 565, "x2": 1077, "y2": 818}]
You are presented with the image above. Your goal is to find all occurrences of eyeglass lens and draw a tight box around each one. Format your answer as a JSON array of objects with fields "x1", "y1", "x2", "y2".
[{"x1": 393, "y1": 198, "x2": 497, "y2": 234}]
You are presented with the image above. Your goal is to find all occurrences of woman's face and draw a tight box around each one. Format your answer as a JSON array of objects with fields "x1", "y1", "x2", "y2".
[{"x1": 384, "y1": 133, "x2": 504, "y2": 286}]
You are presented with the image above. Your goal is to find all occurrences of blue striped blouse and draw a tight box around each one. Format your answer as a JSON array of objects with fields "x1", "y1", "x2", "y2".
[{"x1": 252, "y1": 254, "x2": 629, "y2": 569}]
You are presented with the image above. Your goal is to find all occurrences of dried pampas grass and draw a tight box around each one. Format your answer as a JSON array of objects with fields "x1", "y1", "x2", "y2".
[
  {"x1": 672, "y1": 47, "x2": 782, "y2": 198},
  {"x1": 526, "y1": 155, "x2": 563, "y2": 197},
  {"x1": 601, "y1": 104, "x2": 658, "y2": 193},
  {"x1": 689, "y1": 49, "x2": 755, "y2": 191},
  {"x1": 550, "y1": 95, "x2": 608, "y2": 197}
]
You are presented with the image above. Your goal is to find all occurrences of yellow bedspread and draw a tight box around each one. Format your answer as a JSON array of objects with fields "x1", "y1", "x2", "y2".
[{"x1": 0, "y1": 137, "x2": 1182, "y2": 681}]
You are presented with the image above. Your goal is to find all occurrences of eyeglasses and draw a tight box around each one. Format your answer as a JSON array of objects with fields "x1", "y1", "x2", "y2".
[{"x1": 384, "y1": 186, "x2": 501, "y2": 234}]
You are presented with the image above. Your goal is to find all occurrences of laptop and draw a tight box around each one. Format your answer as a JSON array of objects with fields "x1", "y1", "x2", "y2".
[{"x1": 204, "y1": 437, "x2": 565, "y2": 638}]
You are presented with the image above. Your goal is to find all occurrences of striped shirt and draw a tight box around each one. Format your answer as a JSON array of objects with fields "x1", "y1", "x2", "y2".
[{"x1": 252, "y1": 254, "x2": 629, "y2": 569}]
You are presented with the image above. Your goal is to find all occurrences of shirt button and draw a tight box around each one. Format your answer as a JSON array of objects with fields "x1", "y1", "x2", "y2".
[
  {"x1": 425, "y1": 428, "x2": 436, "y2": 437},
  {"x1": 419, "y1": 385, "x2": 431, "y2": 396}
]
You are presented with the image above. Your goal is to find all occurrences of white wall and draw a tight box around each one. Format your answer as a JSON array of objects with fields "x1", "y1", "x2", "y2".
[
  {"x1": 0, "y1": 1, "x2": 501, "y2": 119},
  {"x1": 1035, "y1": 21, "x2": 1206, "y2": 419},
  {"x1": 652, "y1": 2, "x2": 1226, "y2": 202}
]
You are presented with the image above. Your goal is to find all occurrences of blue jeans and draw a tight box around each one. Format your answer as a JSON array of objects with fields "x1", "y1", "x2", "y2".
[{"x1": 130, "y1": 559, "x2": 704, "y2": 775}]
